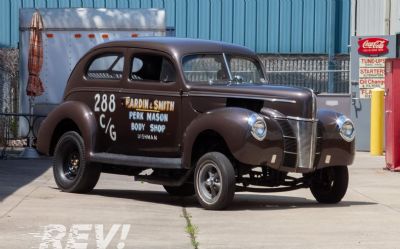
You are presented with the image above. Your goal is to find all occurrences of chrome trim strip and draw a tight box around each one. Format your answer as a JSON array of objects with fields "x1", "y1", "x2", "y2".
[
  {"x1": 188, "y1": 92, "x2": 297, "y2": 104},
  {"x1": 309, "y1": 120, "x2": 317, "y2": 168},
  {"x1": 222, "y1": 53, "x2": 233, "y2": 80},
  {"x1": 281, "y1": 116, "x2": 319, "y2": 122},
  {"x1": 311, "y1": 89, "x2": 317, "y2": 119},
  {"x1": 284, "y1": 151, "x2": 297, "y2": 155},
  {"x1": 66, "y1": 87, "x2": 182, "y2": 98},
  {"x1": 283, "y1": 135, "x2": 296, "y2": 139}
]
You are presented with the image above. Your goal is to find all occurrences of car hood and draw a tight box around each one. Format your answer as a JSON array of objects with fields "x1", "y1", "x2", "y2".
[{"x1": 187, "y1": 83, "x2": 316, "y2": 119}]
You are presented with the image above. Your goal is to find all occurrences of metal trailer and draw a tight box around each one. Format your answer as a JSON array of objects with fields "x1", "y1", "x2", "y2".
[{"x1": 19, "y1": 8, "x2": 174, "y2": 135}]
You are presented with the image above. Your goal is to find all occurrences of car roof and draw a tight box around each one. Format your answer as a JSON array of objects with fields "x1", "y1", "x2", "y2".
[{"x1": 90, "y1": 37, "x2": 256, "y2": 58}]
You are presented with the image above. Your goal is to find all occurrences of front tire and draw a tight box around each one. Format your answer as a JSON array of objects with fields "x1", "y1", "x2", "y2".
[
  {"x1": 194, "y1": 152, "x2": 235, "y2": 210},
  {"x1": 53, "y1": 131, "x2": 101, "y2": 193},
  {"x1": 310, "y1": 166, "x2": 348, "y2": 204}
]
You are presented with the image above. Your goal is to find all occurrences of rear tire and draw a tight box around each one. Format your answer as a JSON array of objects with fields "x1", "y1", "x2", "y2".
[
  {"x1": 163, "y1": 183, "x2": 195, "y2": 196},
  {"x1": 53, "y1": 131, "x2": 101, "y2": 193},
  {"x1": 310, "y1": 166, "x2": 348, "y2": 204},
  {"x1": 194, "y1": 152, "x2": 235, "y2": 210}
]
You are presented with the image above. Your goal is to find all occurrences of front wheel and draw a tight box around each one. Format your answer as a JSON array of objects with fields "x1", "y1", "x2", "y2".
[
  {"x1": 194, "y1": 152, "x2": 235, "y2": 210},
  {"x1": 310, "y1": 166, "x2": 349, "y2": 204},
  {"x1": 53, "y1": 131, "x2": 101, "y2": 193}
]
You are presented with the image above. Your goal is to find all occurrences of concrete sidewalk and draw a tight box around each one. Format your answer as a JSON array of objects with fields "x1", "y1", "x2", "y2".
[{"x1": 0, "y1": 152, "x2": 399, "y2": 248}]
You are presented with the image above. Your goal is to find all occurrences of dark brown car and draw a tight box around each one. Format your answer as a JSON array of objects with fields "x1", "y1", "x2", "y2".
[{"x1": 37, "y1": 37, "x2": 355, "y2": 210}]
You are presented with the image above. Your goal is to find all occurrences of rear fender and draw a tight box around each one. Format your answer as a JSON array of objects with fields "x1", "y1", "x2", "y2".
[{"x1": 36, "y1": 101, "x2": 97, "y2": 159}]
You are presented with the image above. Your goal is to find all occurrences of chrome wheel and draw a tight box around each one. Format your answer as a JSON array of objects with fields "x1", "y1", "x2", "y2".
[
  {"x1": 194, "y1": 152, "x2": 235, "y2": 210},
  {"x1": 197, "y1": 161, "x2": 222, "y2": 204},
  {"x1": 63, "y1": 151, "x2": 80, "y2": 180}
]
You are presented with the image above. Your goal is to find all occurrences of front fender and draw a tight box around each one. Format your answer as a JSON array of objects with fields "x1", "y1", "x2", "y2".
[
  {"x1": 316, "y1": 109, "x2": 355, "y2": 168},
  {"x1": 36, "y1": 101, "x2": 97, "y2": 159},
  {"x1": 182, "y1": 107, "x2": 283, "y2": 168}
]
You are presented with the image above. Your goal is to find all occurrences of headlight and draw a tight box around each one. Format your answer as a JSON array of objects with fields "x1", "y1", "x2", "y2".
[
  {"x1": 248, "y1": 114, "x2": 267, "y2": 141},
  {"x1": 336, "y1": 115, "x2": 355, "y2": 142}
]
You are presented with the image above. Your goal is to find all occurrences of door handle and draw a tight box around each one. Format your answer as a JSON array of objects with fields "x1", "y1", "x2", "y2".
[
  {"x1": 351, "y1": 97, "x2": 360, "y2": 106},
  {"x1": 352, "y1": 97, "x2": 362, "y2": 118}
]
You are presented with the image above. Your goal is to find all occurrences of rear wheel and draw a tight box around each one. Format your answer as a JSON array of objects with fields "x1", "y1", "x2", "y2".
[
  {"x1": 163, "y1": 183, "x2": 195, "y2": 196},
  {"x1": 53, "y1": 131, "x2": 101, "y2": 193},
  {"x1": 194, "y1": 152, "x2": 235, "y2": 210},
  {"x1": 310, "y1": 166, "x2": 348, "y2": 204}
]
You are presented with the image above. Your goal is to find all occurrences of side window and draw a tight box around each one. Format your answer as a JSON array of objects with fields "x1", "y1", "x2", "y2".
[
  {"x1": 130, "y1": 54, "x2": 176, "y2": 83},
  {"x1": 229, "y1": 56, "x2": 265, "y2": 83},
  {"x1": 182, "y1": 54, "x2": 227, "y2": 83},
  {"x1": 87, "y1": 54, "x2": 124, "y2": 80}
]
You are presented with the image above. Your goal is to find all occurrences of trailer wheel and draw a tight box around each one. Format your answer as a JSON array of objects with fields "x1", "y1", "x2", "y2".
[
  {"x1": 310, "y1": 166, "x2": 348, "y2": 204},
  {"x1": 53, "y1": 131, "x2": 100, "y2": 193},
  {"x1": 163, "y1": 183, "x2": 195, "y2": 196},
  {"x1": 194, "y1": 152, "x2": 235, "y2": 210}
]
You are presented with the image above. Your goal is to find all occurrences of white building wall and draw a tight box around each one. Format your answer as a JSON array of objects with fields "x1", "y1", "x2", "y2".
[
  {"x1": 390, "y1": 0, "x2": 400, "y2": 35},
  {"x1": 352, "y1": 0, "x2": 395, "y2": 36}
]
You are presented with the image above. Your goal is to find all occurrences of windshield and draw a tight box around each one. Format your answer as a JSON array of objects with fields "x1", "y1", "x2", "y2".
[{"x1": 182, "y1": 54, "x2": 266, "y2": 85}]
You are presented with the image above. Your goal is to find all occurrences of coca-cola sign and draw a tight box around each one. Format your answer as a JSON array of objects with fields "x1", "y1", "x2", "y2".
[{"x1": 358, "y1": 38, "x2": 389, "y2": 55}]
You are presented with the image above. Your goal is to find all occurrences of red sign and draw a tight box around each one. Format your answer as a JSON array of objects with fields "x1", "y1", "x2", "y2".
[{"x1": 358, "y1": 38, "x2": 389, "y2": 55}]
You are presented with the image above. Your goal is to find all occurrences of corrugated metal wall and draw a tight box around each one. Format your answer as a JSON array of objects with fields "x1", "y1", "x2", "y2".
[{"x1": 0, "y1": 0, "x2": 350, "y2": 54}]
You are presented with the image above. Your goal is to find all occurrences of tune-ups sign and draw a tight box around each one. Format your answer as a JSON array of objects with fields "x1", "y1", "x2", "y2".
[{"x1": 358, "y1": 38, "x2": 389, "y2": 55}]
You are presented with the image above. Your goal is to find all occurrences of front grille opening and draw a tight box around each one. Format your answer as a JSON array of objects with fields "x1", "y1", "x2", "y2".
[
  {"x1": 314, "y1": 121, "x2": 324, "y2": 165},
  {"x1": 277, "y1": 119, "x2": 297, "y2": 168},
  {"x1": 284, "y1": 138, "x2": 296, "y2": 153},
  {"x1": 277, "y1": 119, "x2": 295, "y2": 137},
  {"x1": 283, "y1": 153, "x2": 297, "y2": 167}
]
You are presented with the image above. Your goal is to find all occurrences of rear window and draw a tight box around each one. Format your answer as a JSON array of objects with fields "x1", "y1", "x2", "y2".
[{"x1": 86, "y1": 54, "x2": 124, "y2": 80}]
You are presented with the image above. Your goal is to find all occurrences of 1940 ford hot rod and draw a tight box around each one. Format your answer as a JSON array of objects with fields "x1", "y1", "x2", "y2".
[{"x1": 37, "y1": 37, "x2": 355, "y2": 210}]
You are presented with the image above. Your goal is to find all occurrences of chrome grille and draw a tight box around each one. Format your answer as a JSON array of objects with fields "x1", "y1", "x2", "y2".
[
  {"x1": 277, "y1": 118, "x2": 318, "y2": 170},
  {"x1": 275, "y1": 90, "x2": 318, "y2": 170},
  {"x1": 287, "y1": 119, "x2": 318, "y2": 169}
]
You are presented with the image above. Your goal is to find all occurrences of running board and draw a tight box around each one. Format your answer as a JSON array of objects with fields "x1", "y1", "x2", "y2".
[
  {"x1": 235, "y1": 184, "x2": 308, "y2": 193},
  {"x1": 135, "y1": 169, "x2": 193, "y2": 187},
  {"x1": 90, "y1": 153, "x2": 182, "y2": 169}
]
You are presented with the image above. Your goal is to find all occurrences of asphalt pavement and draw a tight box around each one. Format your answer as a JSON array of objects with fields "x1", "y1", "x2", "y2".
[{"x1": 0, "y1": 152, "x2": 399, "y2": 249}]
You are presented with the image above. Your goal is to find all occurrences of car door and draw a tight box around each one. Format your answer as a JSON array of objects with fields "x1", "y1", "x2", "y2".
[
  {"x1": 77, "y1": 47, "x2": 127, "y2": 153},
  {"x1": 117, "y1": 48, "x2": 182, "y2": 157}
]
